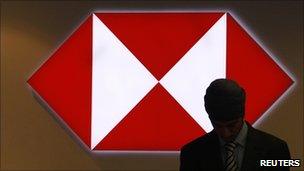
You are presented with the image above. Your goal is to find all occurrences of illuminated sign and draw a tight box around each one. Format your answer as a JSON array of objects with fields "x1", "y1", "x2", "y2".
[{"x1": 27, "y1": 12, "x2": 294, "y2": 151}]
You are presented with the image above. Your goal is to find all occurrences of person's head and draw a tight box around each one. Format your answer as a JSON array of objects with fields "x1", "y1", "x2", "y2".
[{"x1": 204, "y1": 79, "x2": 246, "y2": 141}]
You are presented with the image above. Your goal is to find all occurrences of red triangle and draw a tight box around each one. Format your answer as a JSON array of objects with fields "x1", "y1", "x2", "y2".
[
  {"x1": 226, "y1": 14, "x2": 293, "y2": 124},
  {"x1": 28, "y1": 16, "x2": 93, "y2": 146},
  {"x1": 94, "y1": 84, "x2": 205, "y2": 150},
  {"x1": 96, "y1": 13, "x2": 224, "y2": 80}
]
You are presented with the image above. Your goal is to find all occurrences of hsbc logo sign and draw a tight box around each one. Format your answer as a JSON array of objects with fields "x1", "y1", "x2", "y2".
[{"x1": 28, "y1": 12, "x2": 294, "y2": 151}]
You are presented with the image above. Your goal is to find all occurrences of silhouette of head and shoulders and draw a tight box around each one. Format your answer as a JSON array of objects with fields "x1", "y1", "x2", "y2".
[{"x1": 181, "y1": 78, "x2": 289, "y2": 160}]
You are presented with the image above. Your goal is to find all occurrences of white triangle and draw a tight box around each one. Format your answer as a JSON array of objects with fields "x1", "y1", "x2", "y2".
[
  {"x1": 160, "y1": 14, "x2": 227, "y2": 133},
  {"x1": 91, "y1": 15, "x2": 158, "y2": 149}
]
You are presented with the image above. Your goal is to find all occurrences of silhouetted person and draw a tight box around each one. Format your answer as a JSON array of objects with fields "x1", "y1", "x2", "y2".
[{"x1": 180, "y1": 79, "x2": 290, "y2": 171}]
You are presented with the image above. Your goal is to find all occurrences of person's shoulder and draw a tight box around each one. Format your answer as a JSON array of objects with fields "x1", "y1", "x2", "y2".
[
  {"x1": 248, "y1": 124, "x2": 288, "y2": 147},
  {"x1": 181, "y1": 131, "x2": 216, "y2": 152},
  {"x1": 248, "y1": 124, "x2": 290, "y2": 159}
]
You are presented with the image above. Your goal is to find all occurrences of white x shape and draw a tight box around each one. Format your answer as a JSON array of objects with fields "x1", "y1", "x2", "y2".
[{"x1": 91, "y1": 14, "x2": 227, "y2": 149}]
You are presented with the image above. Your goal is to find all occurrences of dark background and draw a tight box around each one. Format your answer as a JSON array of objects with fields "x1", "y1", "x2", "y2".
[{"x1": 1, "y1": 1, "x2": 303, "y2": 170}]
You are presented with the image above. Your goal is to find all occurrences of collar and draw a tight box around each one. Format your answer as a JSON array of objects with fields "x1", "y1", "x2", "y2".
[{"x1": 219, "y1": 120, "x2": 248, "y2": 147}]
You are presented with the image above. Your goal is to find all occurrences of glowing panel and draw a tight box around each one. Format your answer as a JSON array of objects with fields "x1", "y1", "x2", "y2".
[{"x1": 28, "y1": 12, "x2": 294, "y2": 151}]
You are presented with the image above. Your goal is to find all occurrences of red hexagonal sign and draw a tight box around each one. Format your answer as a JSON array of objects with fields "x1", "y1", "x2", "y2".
[{"x1": 27, "y1": 12, "x2": 294, "y2": 151}]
